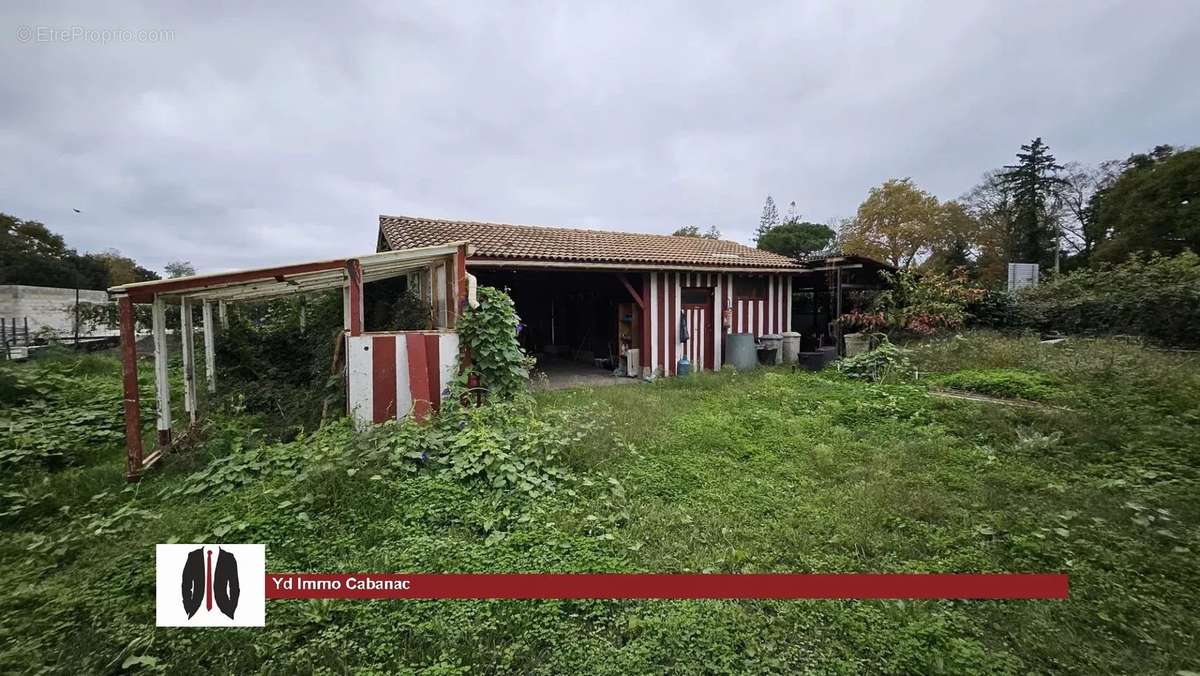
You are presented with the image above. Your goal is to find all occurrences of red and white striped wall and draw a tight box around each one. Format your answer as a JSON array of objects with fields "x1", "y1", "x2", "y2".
[
  {"x1": 642, "y1": 271, "x2": 792, "y2": 377},
  {"x1": 347, "y1": 332, "x2": 459, "y2": 429}
]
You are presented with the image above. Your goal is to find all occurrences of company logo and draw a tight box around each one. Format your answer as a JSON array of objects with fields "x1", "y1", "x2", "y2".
[{"x1": 156, "y1": 544, "x2": 264, "y2": 627}]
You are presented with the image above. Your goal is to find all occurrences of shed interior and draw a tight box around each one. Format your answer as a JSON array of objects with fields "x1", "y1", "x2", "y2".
[{"x1": 471, "y1": 268, "x2": 639, "y2": 372}]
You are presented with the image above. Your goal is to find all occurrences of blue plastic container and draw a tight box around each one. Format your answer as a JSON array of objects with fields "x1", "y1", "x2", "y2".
[{"x1": 677, "y1": 355, "x2": 692, "y2": 376}]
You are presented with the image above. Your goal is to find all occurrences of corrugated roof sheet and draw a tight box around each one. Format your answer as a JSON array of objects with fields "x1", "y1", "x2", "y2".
[{"x1": 378, "y1": 215, "x2": 803, "y2": 270}]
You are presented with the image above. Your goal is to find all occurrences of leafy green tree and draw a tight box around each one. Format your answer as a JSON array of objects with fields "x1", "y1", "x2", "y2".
[
  {"x1": 164, "y1": 260, "x2": 196, "y2": 278},
  {"x1": 755, "y1": 195, "x2": 779, "y2": 242},
  {"x1": 756, "y1": 221, "x2": 834, "y2": 259},
  {"x1": 1089, "y1": 146, "x2": 1199, "y2": 262},
  {"x1": 999, "y1": 137, "x2": 1064, "y2": 269},
  {"x1": 842, "y1": 178, "x2": 941, "y2": 267},
  {"x1": 672, "y1": 225, "x2": 722, "y2": 240},
  {"x1": 1, "y1": 213, "x2": 91, "y2": 287},
  {"x1": 1, "y1": 213, "x2": 161, "y2": 289},
  {"x1": 95, "y1": 249, "x2": 160, "y2": 286},
  {"x1": 924, "y1": 200, "x2": 980, "y2": 273}
]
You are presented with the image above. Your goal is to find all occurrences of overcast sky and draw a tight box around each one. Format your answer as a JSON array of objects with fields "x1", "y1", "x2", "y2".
[{"x1": 3, "y1": 1, "x2": 1198, "y2": 273}]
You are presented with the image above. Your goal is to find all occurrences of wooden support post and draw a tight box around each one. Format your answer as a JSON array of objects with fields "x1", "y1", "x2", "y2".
[
  {"x1": 218, "y1": 300, "x2": 228, "y2": 331},
  {"x1": 342, "y1": 284, "x2": 351, "y2": 331},
  {"x1": 442, "y1": 257, "x2": 454, "y2": 328},
  {"x1": 455, "y1": 244, "x2": 472, "y2": 379},
  {"x1": 785, "y1": 276, "x2": 793, "y2": 333},
  {"x1": 346, "y1": 259, "x2": 364, "y2": 336},
  {"x1": 151, "y1": 295, "x2": 172, "y2": 448},
  {"x1": 119, "y1": 296, "x2": 144, "y2": 481},
  {"x1": 202, "y1": 301, "x2": 216, "y2": 394},
  {"x1": 455, "y1": 244, "x2": 469, "y2": 319},
  {"x1": 834, "y1": 266, "x2": 843, "y2": 356},
  {"x1": 640, "y1": 272, "x2": 651, "y2": 377},
  {"x1": 181, "y1": 297, "x2": 197, "y2": 426},
  {"x1": 73, "y1": 288, "x2": 80, "y2": 349},
  {"x1": 299, "y1": 295, "x2": 307, "y2": 331},
  {"x1": 617, "y1": 273, "x2": 644, "y2": 309}
]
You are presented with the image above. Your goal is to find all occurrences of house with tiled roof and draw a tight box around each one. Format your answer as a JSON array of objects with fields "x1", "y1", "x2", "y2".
[{"x1": 377, "y1": 215, "x2": 806, "y2": 378}]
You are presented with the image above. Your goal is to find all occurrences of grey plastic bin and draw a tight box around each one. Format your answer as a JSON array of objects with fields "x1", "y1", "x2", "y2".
[{"x1": 726, "y1": 333, "x2": 757, "y2": 370}]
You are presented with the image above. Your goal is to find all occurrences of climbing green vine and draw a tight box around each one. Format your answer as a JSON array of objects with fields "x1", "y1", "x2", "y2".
[{"x1": 456, "y1": 286, "x2": 535, "y2": 400}]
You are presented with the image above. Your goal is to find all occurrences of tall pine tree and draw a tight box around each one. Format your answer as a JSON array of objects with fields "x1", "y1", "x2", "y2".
[
  {"x1": 999, "y1": 137, "x2": 1064, "y2": 270},
  {"x1": 756, "y1": 195, "x2": 779, "y2": 242}
]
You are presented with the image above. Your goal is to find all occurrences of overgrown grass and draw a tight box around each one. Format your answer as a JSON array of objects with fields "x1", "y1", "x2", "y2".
[{"x1": 1, "y1": 332, "x2": 1198, "y2": 673}]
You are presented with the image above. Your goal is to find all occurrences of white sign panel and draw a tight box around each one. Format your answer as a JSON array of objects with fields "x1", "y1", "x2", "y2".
[{"x1": 1008, "y1": 263, "x2": 1039, "y2": 292}]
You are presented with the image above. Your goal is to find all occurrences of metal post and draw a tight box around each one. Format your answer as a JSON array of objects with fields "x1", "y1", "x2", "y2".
[
  {"x1": 74, "y1": 287, "x2": 80, "y2": 349},
  {"x1": 119, "y1": 296, "x2": 144, "y2": 481},
  {"x1": 23, "y1": 317, "x2": 29, "y2": 347},
  {"x1": 202, "y1": 301, "x2": 216, "y2": 394},
  {"x1": 151, "y1": 295, "x2": 172, "y2": 448},
  {"x1": 834, "y1": 266, "x2": 843, "y2": 356},
  {"x1": 785, "y1": 276, "x2": 793, "y2": 333},
  {"x1": 181, "y1": 297, "x2": 197, "y2": 426}
]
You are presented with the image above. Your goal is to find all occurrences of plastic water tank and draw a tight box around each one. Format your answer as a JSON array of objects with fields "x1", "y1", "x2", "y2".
[
  {"x1": 781, "y1": 332, "x2": 801, "y2": 364},
  {"x1": 759, "y1": 334, "x2": 783, "y2": 365},
  {"x1": 726, "y1": 333, "x2": 757, "y2": 370}
]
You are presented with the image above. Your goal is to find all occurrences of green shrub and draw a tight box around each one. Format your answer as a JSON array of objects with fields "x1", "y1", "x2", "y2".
[
  {"x1": 215, "y1": 291, "x2": 345, "y2": 435},
  {"x1": 834, "y1": 337, "x2": 912, "y2": 381},
  {"x1": 1016, "y1": 251, "x2": 1200, "y2": 346},
  {"x1": 928, "y1": 368, "x2": 1060, "y2": 401},
  {"x1": 966, "y1": 289, "x2": 1025, "y2": 329}
]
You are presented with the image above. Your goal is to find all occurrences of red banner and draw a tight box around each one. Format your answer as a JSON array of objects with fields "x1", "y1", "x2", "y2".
[{"x1": 265, "y1": 573, "x2": 1068, "y2": 600}]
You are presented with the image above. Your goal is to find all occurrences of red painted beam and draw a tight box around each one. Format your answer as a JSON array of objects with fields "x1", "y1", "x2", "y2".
[
  {"x1": 372, "y1": 335, "x2": 397, "y2": 423},
  {"x1": 406, "y1": 334, "x2": 431, "y2": 422},
  {"x1": 118, "y1": 296, "x2": 144, "y2": 481},
  {"x1": 346, "y1": 259, "x2": 364, "y2": 336},
  {"x1": 425, "y1": 333, "x2": 441, "y2": 412}
]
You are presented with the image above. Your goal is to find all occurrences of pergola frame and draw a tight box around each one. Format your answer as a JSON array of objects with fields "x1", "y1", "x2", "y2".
[{"x1": 110, "y1": 242, "x2": 472, "y2": 481}]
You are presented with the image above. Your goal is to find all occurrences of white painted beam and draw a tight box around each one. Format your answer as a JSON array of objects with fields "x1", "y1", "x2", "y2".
[
  {"x1": 151, "y1": 295, "x2": 172, "y2": 439},
  {"x1": 181, "y1": 297, "x2": 197, "y2": 424},
  {"x1": 202, "y1": 300, "x2": 216, "y2": 394}
]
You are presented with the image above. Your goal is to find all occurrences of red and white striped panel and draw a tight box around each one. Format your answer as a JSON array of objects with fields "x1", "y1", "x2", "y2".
[
  {"x1": 723, "y1": 274, "x2": 792, "y2": 340},
  {"x1": 347, "y1": 332, "x2": 459, "y2": 429},
  {"x1": 682, "y1": 306, "x2": 708, "y2": 370},
  {"x1": 647, "y1": 271, "x2": 790, "y2": 376}
]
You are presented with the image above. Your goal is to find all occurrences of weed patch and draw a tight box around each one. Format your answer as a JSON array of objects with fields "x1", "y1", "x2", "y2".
[{"x1": 929, "y1": 368, "x2": 1062, "y2": 401}]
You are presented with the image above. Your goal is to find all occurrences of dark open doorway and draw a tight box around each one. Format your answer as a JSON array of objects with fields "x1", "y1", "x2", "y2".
[{"x1": 471, "y1": 268, "x2": 641, "y2": 388}]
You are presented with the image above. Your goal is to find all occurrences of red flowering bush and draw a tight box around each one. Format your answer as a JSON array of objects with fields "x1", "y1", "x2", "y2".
[{"x1": 840, "y1": 268, "x2": 984, "y2": 337}]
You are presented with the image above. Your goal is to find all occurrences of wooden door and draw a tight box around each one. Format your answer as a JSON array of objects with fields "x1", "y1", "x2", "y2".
[{"x1": 681, "y1": 288, "x2": 714, "y2": 371}]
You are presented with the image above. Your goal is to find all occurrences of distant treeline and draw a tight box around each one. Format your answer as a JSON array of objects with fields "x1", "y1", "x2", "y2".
[{"x1": 1, "y1": 213, "x2": 160, "y2": 290}]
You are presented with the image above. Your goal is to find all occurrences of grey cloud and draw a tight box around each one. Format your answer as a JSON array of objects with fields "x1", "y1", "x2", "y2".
[{"x1": 2, "y1": 0, "x2": 1197, "y2": 273}]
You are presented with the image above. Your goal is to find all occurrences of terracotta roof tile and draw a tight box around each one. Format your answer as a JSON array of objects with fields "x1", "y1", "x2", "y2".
[{"x1": 378, "y1": 215, "x2": 802, "y2": 270}]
